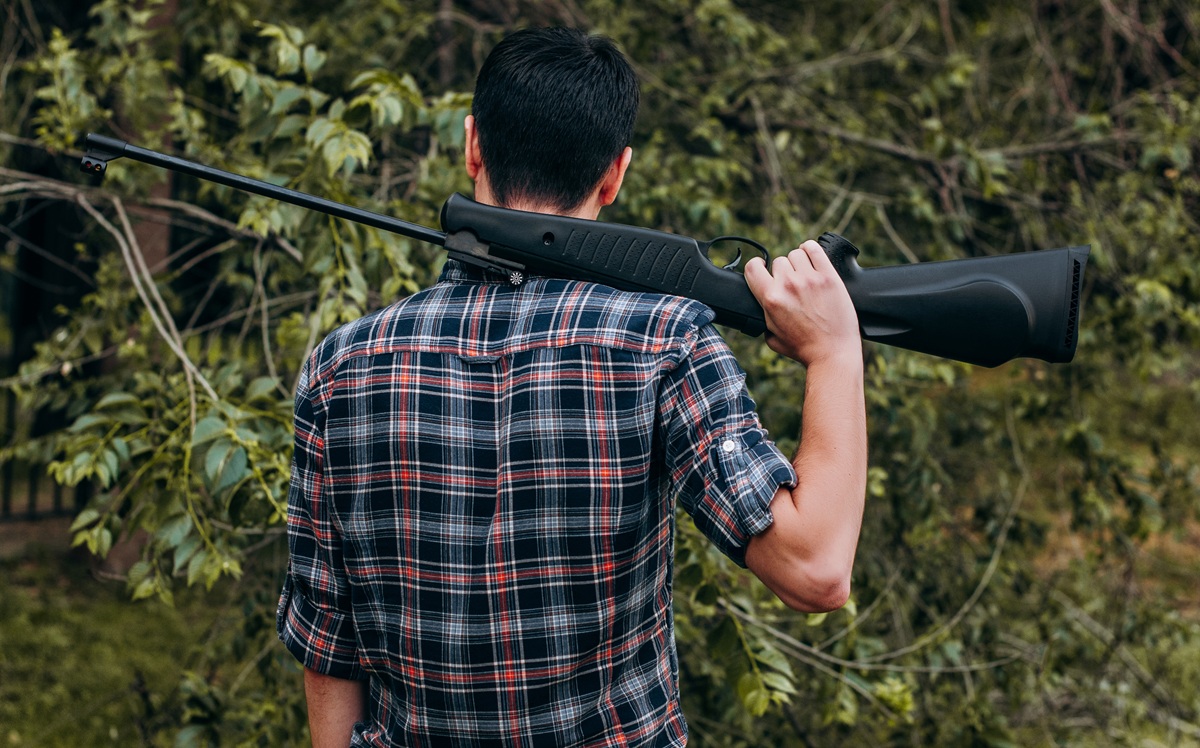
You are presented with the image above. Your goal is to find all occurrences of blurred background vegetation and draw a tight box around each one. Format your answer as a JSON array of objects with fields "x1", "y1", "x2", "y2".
[{"x1": 1, "y1": 0, "x2": 1198, "y2": 745}]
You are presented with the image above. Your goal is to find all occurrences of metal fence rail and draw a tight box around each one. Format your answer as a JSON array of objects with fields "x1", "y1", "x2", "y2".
[
  {"x1": 2, "y1": 186, "x2": 94, "y2": 525},
  {"x1": 1, "y1": 389, "x2": 88, "y2": 523}
]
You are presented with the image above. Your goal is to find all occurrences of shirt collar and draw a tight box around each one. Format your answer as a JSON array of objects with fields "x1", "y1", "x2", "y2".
[{"x1": 437, "y1": 258, "x2": 546, "y2": 286}]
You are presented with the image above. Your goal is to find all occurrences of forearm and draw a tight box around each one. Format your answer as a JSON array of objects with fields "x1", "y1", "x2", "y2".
[
  {"x1": 788, "y1": 351, "x2": 867, "y2": 578},
  {"x1": 304, "y1": 667, "x2": 367, "y2": 747},
  {"x1": 746, "y1": 349, "x2": 867, "y2": 612}
]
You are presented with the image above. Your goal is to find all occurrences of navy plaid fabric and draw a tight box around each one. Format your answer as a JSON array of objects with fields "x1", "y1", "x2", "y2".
[{"x1": 278, "y1": 260, "x2": 796, "y2": 746}]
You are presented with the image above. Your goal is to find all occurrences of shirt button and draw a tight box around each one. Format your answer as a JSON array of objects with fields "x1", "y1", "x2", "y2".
[{"x1": 722, "y1": 439, "x2": 737, "y2": 453}]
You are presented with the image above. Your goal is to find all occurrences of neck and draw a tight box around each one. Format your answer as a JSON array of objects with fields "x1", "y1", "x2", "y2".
[{"x1": 473, "y1": 181, "x2": 601, "y2": 220}]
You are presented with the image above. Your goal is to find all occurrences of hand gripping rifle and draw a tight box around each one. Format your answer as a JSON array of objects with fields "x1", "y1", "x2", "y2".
[{"x1": 80, "y1": 133, "x2": 1088, "y2": 368}]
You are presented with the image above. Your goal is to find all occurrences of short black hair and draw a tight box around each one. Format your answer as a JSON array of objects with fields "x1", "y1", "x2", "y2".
[{"x1": 471, "y1": 27, "x2": 639, "y2": 213}]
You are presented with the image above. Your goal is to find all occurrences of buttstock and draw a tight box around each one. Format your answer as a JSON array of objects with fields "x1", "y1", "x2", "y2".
[{"x1": 818, "y1": 233, "x2": 1090, "y2": 368}]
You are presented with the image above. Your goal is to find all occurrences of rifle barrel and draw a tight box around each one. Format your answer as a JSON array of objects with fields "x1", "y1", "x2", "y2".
[{"x1": 82, "y1": 133, "x2": 447, "y2": 247}]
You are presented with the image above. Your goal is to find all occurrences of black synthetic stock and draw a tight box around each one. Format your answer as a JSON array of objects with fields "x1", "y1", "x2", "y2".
[
  {"x1": 816, "y1": 233, "x2": 1089, "y2": 367},
  {"x1": 438, "y1": 193, "x2": 768, "y2": 334},
  {"x1": 440, "y1": 195, "x2": 1090, "y2": 368}
]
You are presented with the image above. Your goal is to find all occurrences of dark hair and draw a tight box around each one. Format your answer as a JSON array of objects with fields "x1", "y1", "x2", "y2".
[{"x1": 471, "y1": 27, "x2": 639, "y2": 212}]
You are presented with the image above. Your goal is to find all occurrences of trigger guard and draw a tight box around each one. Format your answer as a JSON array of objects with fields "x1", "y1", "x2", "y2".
[{"x1": 701, "y1": 235, "x2": 771, "y2": 271}]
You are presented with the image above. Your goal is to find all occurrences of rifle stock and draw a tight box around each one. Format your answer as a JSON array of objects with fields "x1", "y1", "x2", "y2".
[
  {"x1": 439, "y1": 194, "x2": 1089, "y2": 368},
  {"x1": 80, "y1": 133, "x2": 1089, "y2": 368},
  {"x1": 820, "y1": 234, "x2": 1088, "y2": 368}
]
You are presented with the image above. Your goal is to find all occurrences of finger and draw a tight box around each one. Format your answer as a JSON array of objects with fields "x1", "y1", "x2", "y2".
[
  {"x1": 786, "y1": 246, "x2": 816, "y2": 272},
  {"x1": 773, "y1": 255, "x2": 797, "y2": 277},
  {"x1": 798, "y1": 238, "x2": 837, "y2": 274},
  {"x1": 744, "y1": 255, "x2": 772, "y2": 295}
]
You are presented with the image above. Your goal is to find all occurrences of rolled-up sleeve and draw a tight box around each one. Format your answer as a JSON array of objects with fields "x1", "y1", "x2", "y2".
[
  {"x1": 276, "y1": 358, "x2": 364, "y2": 680},
  {"x1": 660, "y1": 325, "x2": 796, "y2": 567}
]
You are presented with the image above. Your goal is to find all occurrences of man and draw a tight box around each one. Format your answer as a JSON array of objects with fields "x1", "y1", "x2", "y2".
[{"x1": 278, "y1": 27, "x2": 866, "y2": 747}]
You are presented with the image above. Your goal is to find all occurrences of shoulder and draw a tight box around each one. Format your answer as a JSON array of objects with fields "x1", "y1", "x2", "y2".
[
  {"x1": 299, "y1": 304, "x2": 395, "y2": 392},
  {"x1": 536, "y1": 277, "x2": 717, "y2": 354},
  {"x1": 300, "y1": 269, "x2": 725, "y2": 387}
]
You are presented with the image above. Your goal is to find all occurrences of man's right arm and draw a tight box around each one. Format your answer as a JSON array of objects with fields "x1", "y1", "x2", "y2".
[
  {"x1": 742, "y1": 241, "x2": 868, "y2": 612},
  {"x1": 305, "y1": 667, "x2": 367, "y2": 747}
]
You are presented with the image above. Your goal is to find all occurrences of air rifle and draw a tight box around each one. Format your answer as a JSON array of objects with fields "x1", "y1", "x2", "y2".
[{"x1": 80, "y1": 133, "x2": 1089, "y2": 368}]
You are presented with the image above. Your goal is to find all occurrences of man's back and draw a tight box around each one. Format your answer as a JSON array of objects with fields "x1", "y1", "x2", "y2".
[
  {"x1": 280, "y1": 261, "x2": 794, "y2": 745},
  {"x1": 280, "y1": 27, "x2": 866, "y2": 747}
]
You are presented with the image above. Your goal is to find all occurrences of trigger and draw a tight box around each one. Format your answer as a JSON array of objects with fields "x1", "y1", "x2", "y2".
[{"x1": 703, "y1": 235, "x2": 771, "y2": 271}]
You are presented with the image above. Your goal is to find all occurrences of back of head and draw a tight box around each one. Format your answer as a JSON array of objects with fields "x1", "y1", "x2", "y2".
[{"x1": 471, "y1": 27, "x2": 639, "y2": 213}]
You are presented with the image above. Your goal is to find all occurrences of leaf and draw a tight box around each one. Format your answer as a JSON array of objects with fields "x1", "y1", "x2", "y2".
[
  {"x1": 321, "y1": 129, "x2": 372, "y2": 176},
  {"x1": 216, "y1": 446, "x2": 249, "y2": 494},
  {"x1": 192, "y1": 416, "x2": 225, "y2": 446},
  {"x1": 269, "y1": 85, "x2": 306, "y2": 116},
  {"x1": 737, "y1": 672, "x2": 771, "y2": 716},
  {"x1": 344, "y1": 260, "x2": 368, "y2": 306},
  {"x1": 305, "y1": 117, "x2": 337, "y2": 147},
  {"x1": 102, "y1": 450, "x2": 119, "y2": 485},
  {"x1": 95, "y1": 391, "x2": 140, "y2": 409},
  {"x1": 274, "y1": 113, "x2": 307, "y2": 140},
  {"x1": 131, "y1": 578, "x2": 155, "y2": 601},
  {"x1": 693, "y1": 583, "x2": 719, "y2": 606},
  {"x1": 173, "y1": 532, "x2": 202, "y2": 574},
  {"x1": 94, "y1": 527, "x2": 113, "y2": 559},
  {"x1": 350, "y1": 69, "x2": 389, "y2": 89},
  {"x1": 760, "y1": 671, "x2": 798, "y2": 696},
  {"x1": 755, "y1": 644, "x2": 794, "y2": 679},
  {"x1": 205, "y1": 440, "x2": 233, "y2": 485},
  {"x1": 186, "y1": 547, "x2": 208, "y2": 586},
  {"x1": 111, "y1": 437, "x2": 131, "y2": 463},
  {"x1": 156, "y1": 514, "x2": 193, "y2": 548},
  {"x1": 706, "y1": 616, "x2": 739, "y2": 657},
  {"x1": 174, "y1": 725, "x2": 207, "y2": 748},
  {"x1": 68, "y1": 413, "x2": 108, "y2": 433},
  {"x1": 226, "y1": 65, "x2": 249, "y2": 93},
  {"x1": 302, "y1": 44, "x2": 326, "y2": 76},
  {"x1": 245, "y1": 376, "x2": 279, "y2": 402},
  {"x1": 95, "y1": 457, "x2": 111, "y2": 488},
  {"x1": 378, "y1": 95, "x2": 404, "y2": 127},
  {"x1": 70, "y1": 507, "x2": 101, "y2": 532},
  {"x1": 127, "y1": 560, "x2": 152, "y2": 586},
  {"x1": 257, "y1": 22, "x2": 302, "y2": 75}
]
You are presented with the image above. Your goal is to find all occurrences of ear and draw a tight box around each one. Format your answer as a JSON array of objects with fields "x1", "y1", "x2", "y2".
[
  {"x1": 596, "y1": 147, "x2": 633, "y2": 207},
  {"x1": 464, "y1": 115, "x2": 483, "y2": 180},
  {"x1": 464, "y1": 114, "x2": 500, "y2": 205}
]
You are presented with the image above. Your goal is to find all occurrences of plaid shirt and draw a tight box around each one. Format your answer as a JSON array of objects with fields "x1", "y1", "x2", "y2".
[{"x1": 278, "y1": 260, "x2": 795, "y2": 747}]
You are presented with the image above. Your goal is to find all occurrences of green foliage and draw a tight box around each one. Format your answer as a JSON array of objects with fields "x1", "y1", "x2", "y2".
[
  {"x1": 3, "y1": 0, "x2": 1199, "y2": 745},
  {"x1": 0, "y1": 549, "x2": 305, "y2": 746}
]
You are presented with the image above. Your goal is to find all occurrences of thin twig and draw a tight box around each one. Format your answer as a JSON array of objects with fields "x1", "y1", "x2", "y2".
[
  {"x1": 859, "y1": 475, "x2": 1027, "y2": 664},
  {"x1": 253, "y1": 244, "x2": 290, "y2": 398},
  {"x1": 0, "y1": 344, "x2": 121, "y2": 389},
  {"x1": 814, "y1": 569, "x2": 899, "y2": 651},
  {"x1": 0, "y1": 221, "x2": 96, "y2": 286},
  {"x1": 1051, "y1": 588, "x2": 1193, "y2": 725},
  {"x1": 723, "y1": 601, "x2": 1024, "y2": 675},
  {"x1": 74, "y1": 194, "x2": 218, "y2": 407},
  {"x1": 874, "y1": 205, "x2": 919, "y2": 263},
  {"x1": 145, "y1": 196, "x2": 303, "y2": 263}
]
